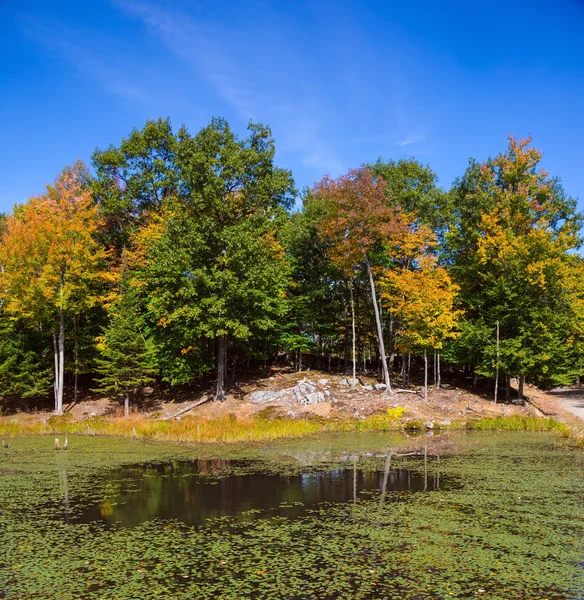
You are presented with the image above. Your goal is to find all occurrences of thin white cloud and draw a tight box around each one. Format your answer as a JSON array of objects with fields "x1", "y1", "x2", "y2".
[
  {"x1": 21, "y1": 19, "x2": 149, "y2": 104},
  {"x1": 396, "y1": 132, "x2": 426, "y2": 147},
  {"x1": 113, "y1": 0, "x2": 344, "y2": 174}
]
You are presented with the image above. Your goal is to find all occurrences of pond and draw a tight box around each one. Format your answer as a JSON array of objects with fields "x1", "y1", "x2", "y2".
[
  {"x1": 1, "y1": 431, "x2": 584, "y2": 599},
  {"x1": 64, "y1": 455, "x2": 451, "y2": 528}
]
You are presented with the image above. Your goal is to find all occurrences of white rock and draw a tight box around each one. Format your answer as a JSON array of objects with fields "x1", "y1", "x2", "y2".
[
  {"x1": 317, "y1": 378, "x2": 330, "y2": 386},
  {"x1": 304, "y1": 391, "x2": 326, "y2": 405},
  {"x1": 374, "y1": 383, "x2": 387, "y2": 390},
  {"x1": 250, "y1": 390, "x2": 283, "y2": 403}
]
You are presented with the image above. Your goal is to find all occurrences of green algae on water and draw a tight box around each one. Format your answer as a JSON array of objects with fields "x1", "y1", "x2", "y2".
[{"x1": 1, "y1": 432, "x2": 584, "y2": 599}]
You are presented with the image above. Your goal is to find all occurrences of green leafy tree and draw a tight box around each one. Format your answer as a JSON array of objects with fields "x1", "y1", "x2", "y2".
[
  {"x1": 0, "y1": 316, "x2": 52, "y2": 400},
  {"x1": 134, "y1": 118, "x2": 295, "y2": 399},
  {"x1": 92, "y1": 118, "x2": 179, "y2": 250}
]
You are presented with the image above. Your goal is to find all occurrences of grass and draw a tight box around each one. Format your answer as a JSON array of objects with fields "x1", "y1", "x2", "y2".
[
  {"x1": 1, "y1": 407, "x2": 580, "y2": 445},
  {"x1": 466, "y1": 414, "x2": 570, "y2": 434}
]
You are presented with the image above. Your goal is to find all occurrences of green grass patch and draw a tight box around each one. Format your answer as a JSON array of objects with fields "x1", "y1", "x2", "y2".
[{"x1": 466, "y1": 414, "x2": 570, "y2": 434}]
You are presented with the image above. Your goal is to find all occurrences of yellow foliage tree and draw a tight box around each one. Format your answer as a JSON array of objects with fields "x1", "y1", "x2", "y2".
[
  {"x1": 381, "y1": 230, "x2": 460, "y2": 400},
  {"x1": 0, "y1": 162, "x2": 110, "y2": 413}
]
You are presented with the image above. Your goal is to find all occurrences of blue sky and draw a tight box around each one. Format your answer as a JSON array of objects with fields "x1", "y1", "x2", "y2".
[{"x1": 1, "y1": 0, "x2": 583, "y2": 213}]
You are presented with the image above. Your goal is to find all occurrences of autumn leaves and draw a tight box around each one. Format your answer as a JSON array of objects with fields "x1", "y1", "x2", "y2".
[{"x1": 0, "y1": 123, "x2": 582, "y2": 412}]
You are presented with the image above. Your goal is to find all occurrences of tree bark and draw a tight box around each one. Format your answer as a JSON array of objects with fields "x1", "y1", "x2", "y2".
[
  {"x1": 436, "y1": 352, "x2": 441, "y2": 388},
  {"x1": 124, "y1": 387, "x2": 130, "y2": 418},
  {"x1": 518, "y1": 375, "x2": 525, "y2": 400},
  {"x1": 53, "y1": 331, "x2": 59, "y2": 413},
  {"x1": 73, "y1": 317, "x2": 79, "y2": 405},
  {"x1": 350, "y1": 283, "x2": 356, "y2": 387},
  {"x1": 58, "y1": 307, "x2": 65, "y2": 414},
  {"x1": 494, "y1": 320, "x2": 500, "y2": 404},
  {"x1": 364, "y1": 256, "x2": 391, "y2": 392},
  {"x1": 424, "y1": 348, "x2": 428, "y2": 402},
  {"x1": 401, "y1": 354, "x2": 407, "y2": 387},
  {"x1": 216, "y1": 334, "x2": 227, "y2": 401}
]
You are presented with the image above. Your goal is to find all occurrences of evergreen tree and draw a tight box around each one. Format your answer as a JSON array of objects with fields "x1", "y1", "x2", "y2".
[{"x1": 93, "y1": 272, "x2": 155, "y2": 417}]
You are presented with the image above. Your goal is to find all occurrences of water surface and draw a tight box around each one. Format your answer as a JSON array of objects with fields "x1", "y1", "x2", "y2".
[{"x1": 71, "y1": 456, "x2": 451, "y2": 527}]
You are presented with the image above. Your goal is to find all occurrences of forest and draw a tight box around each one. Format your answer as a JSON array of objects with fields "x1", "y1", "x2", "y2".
[{"x1": 1, "y1": 117, "x2": 582, "y2": 415}]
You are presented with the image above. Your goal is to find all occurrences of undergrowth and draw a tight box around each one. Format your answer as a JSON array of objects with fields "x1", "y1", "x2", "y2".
[{"x1": 0, "y1": 408, "x2": 580, "y2": 444}]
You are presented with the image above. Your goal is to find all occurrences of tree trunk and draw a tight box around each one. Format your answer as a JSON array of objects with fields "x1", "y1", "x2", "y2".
[
  {"x1": 350, "y1": 284, "x2": 356, "y2": 387},
  {"x1": 436, "y1": 352, "x2": 441, "y2": 389},
  {"x1": 424, "y1": 348, "x2": 428, "y2": 401},
  {"x1": 364, "y1": 256, "x2": 391, "y2": 392},
  {"x1": 518, "y1": 375, "x2": 525, "y2": 401},
  {"x1": 124, "y1": 387, "x2": 130, "y2": 418},
  {"x1": 401, "y1": 354, "x2": 407, "y2": 387},
  {"x1": 216, "y1": 334, "x2": 227, "y2": 401},
  {"x1": 494, "y1": 320, "x2": 500, "y2": 404},
  {"x1": 53, "y1": 331, "x2": 59, "y2": 413},
  {"x1": 73, "y1": 317, "x2": 79, "y2": 405},
  {"x1": 505, "y1": 375, "x2": 511, "y2": 400},
  {"x1": 407, "y1": 352, "x2": 411, "y2": 385},
  {"x1": 54, "y1": 307, "x2": 65, "y2": 415}
]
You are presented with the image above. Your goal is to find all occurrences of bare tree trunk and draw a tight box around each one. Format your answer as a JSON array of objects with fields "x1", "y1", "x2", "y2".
[
  {"x1": 424, "y1": 348, "x2": 428, "y2": 402},
  {"x1": 124, "y1": 387, "x2": 130, "y2": 418},
  {"x1": 73, "y1": 317, "x2": 79, "y2": 405},
  {"x1": 433, "y1": 350, "x2": 437, "y2": 387},
  {"x1": 407, "y1": 352, "x2": 411, "y2": 385},
  {"x1": 436, "y1": 352, "x2": 441, "y2": 388},
  {"x1": 494, "y1": 320, "x2": 500, "y2": 404},
  {"x1": 56, "y1": 307, "x2": 65, "y2": 415},
  {"x1": 401, "y1": 354, "x2": 407, "y2": 387},
  {"x1": 53, "y1": 331, "x2": 59, "y2": 413},
  {"x1": 350, "y1": 283, "x2": 356, "y2": 387},
  {"x1": 216, "y1": 334, "x2": 227, "y2": 401},
  {"x1": 364, "y1": 256, "x2": 391, "y2": 392}
]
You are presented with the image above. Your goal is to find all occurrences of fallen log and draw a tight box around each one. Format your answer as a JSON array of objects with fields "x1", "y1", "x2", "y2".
[
  {"x1": 394, "y1": 388, "x2": 423, "y2": 396},
  {"x1": 160, "y1": 395, "x2": 210, "y2": 420}
]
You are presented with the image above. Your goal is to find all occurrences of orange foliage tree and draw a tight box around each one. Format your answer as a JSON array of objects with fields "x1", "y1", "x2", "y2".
[{"x1": 314, "y1": 167, "x2": 407, "y2": 391}]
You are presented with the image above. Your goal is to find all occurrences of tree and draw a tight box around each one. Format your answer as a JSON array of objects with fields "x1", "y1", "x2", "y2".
[
  {"x1": 380, "y1": 231, "x2": 460, "y2": 400},
  {"x1": 315, "y1": 168, "x2": 407, "y2": 391},
  {"x1": 0, "y1": 315, "x2": 52, "y2": 399},
  {"x1": 133, "y1": 118, "x2": 295, "y2": 399},
  {"x1": 447, "y1": 135, "x2": 583, "y2": 393},
  {"x1": 92, "y1": 118, "x2": 179, "y2": 250},
  {"x1": 280, "y1": 191, "x2": 347, "y2": 373},
  {"x1": 369, "y1": 158, "x2": 449, "y2": 232},
  {"x1": 0, "y1": 163, "x2": 110, "y2": 413},
  {"x1": 93, "y1": 268, "x2": 155, "y2": 417}
]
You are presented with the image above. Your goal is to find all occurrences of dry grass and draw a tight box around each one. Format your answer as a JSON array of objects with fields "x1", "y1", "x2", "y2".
[
  {"x1": 2, "y1": 407, "x2": 581, "y2": 445},
  {"x1": 0, "y1": 407, "x2": 414, "y2": 444}
]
